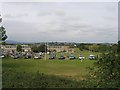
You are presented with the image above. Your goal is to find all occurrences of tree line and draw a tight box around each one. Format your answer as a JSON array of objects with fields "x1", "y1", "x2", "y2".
[{"x1": 77, "y1": 43, "x2": 117, "y2": 53}]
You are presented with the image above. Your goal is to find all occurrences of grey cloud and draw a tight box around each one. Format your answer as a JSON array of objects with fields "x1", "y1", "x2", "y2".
[
  {"x1": 2, "y1": 2, "x2": 118, "y2": 43},
  {"x1": 105, "y1": 3, "x2": 117, "y2": 12},
  {"x1": 3, "y1": 13, "x2": 28, "y2": 18},
  {"x1": 3, "y1": 20, "x2": 37, "y2": 42},
  {"x1": 90, "y1": 27, "x2": 117, "y2": 42},
  {"x1": 37, "y1": 11, "x2": 52, "y2": 16},
  {"x1": 102, "y1": 16, "x2": 117, "y2": 21},
  {"x1": 37, "y1": 10, "x2": 65, "y2": 17},
  {"x1": 54, "y1": 10, "x2": 65, "y2": 16},
  {"x1": 3, "y1": 14, "x2": 15, "y2": 18},
  {"x1": 3, "y1": 19, "x2": 117, "y2": 43}
]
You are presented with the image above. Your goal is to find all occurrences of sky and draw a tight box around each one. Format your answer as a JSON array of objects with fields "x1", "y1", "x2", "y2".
[{"x1": 1, "y1": 2, "x2": 118, "y2": 43}]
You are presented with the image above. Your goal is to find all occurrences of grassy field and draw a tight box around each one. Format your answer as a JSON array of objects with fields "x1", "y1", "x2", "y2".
[
  {"x1": 2, "y1": 49, "x2": 100, "y2": 88},
  {"x1": 2, "y1": 49, "x2": 100, "y2": 80},
  {"x1": 2, "y1": 57, "x2": 96, "y2": 80}
]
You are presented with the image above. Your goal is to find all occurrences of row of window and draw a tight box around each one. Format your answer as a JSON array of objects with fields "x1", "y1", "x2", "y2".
[{"x1": 1, "y1": 45, "x2": 30, "y2": 48}]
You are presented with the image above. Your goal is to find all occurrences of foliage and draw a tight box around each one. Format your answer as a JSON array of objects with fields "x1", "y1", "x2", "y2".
[
  {"x1": 0, "y1": 26, "x2": 7, "y2": 41},
  {"x1": 77, "y1": 43, "x2": 86, "y2": 51},
  {"x1": 85, "y1": 41, "x2": 120, "y2": 88},
  {"x1": 98, "y1": 44, "x2": 117, "y2": 53},
  {"x1": 16, "y1": 44, "x2": 22, "y2": 52},
  {"x1": 31, "y1": 45, "x2": 38, "y2": 52},
  {"x1": 38, "y1": 44, "x2": 47, "y2": 52},
  {"x1": 77, "y1": 43, "x2": 117, "y2": 53},
  {"x1": 95, "y1": 53, "x2": 120, "y2": 87},
  {"x1": 118, "y1": 41, "x2": 120, "y2": 54},
  {"x1": 1, "y1": 41, "x2": 6, "y2": 45},
  {"x1": 31, "y1": 44, "x2": 47, "y2": 53}
]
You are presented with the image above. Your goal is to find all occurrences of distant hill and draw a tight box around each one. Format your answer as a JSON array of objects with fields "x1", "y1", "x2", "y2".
[{"x1": 5, "y1": 40, "x2": 32, "y2": 44}]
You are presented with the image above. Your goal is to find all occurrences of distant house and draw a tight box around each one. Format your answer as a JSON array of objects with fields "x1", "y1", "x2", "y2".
[
  {"x1": 1, "y1": 45, "x2": 17, "y2": 53},
  {"x1": 21, "y1": 45, "x2": 31, "y2": 52},
  {"x1": 0, "y1": 45, "x2": 31, "y2": 53},
  {"x1": 48, "y1": 45, "x2": 74, "y2": 53}
]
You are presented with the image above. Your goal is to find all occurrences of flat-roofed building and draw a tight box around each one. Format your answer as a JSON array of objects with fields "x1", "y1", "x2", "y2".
[
  {"x1": 48, "y1": 45, "x2": 74, "y2": 53},
  {"x1": 21, "y1": 45, "x2": 31, "y2": 52},
  {"x1": 0, "y1": 45, "x2": 31, "y2": 53}
]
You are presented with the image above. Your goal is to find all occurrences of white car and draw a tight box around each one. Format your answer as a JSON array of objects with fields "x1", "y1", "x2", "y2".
[
  {"x1": 34, "y1": 56, "x2": 41, "y2": 59},
  {"x1": 0, "y1": 55, "x2": 5, "y2": 58},
  {"x1": 89, "y1": 54, "x2": 96, "y2": 60},
  {"x1": 79, "y1": 55, "x2": 85, "y2": 60}
]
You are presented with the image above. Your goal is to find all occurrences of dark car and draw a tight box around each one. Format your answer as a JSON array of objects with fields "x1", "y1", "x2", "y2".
[
  {"x1": 58, "y1": 55, "x2": 65, "y2": 60},
  {"x1": 24, "y1": 55, "x2": 31, "y2": 59},
  {"x1": 13, "y1": 53, "x2": 20, "y2": 59},
  {"x1": 69, "y1": 54, "x2": 75, "y2": 60},
  {"x1": 49, "y1": 54, "x2": 56, "y2": 59},
  {"x1": 13, "y1": 55, "x2": 19, "y2": 59},
  {"x1": 24, "y1": 53, "x2": 32, "y2": 59}
]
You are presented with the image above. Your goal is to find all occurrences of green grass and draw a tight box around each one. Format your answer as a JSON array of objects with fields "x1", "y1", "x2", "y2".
[
  {"x1": 2, "y1": 69, "x2": 85, "y2": 88},
  {"x1": 2, "y1": 49, "x2": 100, "y2": 88},
  {"x1": 2, "y1": 57, "x2": 95, "y2": 80}
]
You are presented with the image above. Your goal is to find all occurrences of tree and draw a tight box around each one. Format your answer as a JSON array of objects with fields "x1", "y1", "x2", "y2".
[
  {"x1": 0, "y1": 15, "x2": 7, "y2": 42},
  {"x1": 31, "y1": 44, "x2": 47, "y2": 53},
  {"x1": 38, "y1": 44, "x2": 47, "y2": 53},
  {"x1": 77, "y1": 43, "x2": 86, "y2": 51},
  {"x1": 88, "y1": 41, "x2": 120, "y2": 88},
  {"x1": 31, "y1": 45, "x2": 39, "y2": 53},
  {"x1": 118, "y1": 41, "x2": 120, "y2": 54},
  {"x1": 89, "y1": 44, "x2": 99, "y2": 52},
  {"x1": 0, "y1": 26, "x2": 7, "y2": 41},
  {"x1": 16, "y1": 44, "x2": 22, "y2": 52}
]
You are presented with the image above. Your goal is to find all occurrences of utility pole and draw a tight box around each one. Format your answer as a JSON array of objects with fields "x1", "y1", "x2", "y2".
[{"x1": 45, "y1": 42, "x2": 47, "y2": 60}]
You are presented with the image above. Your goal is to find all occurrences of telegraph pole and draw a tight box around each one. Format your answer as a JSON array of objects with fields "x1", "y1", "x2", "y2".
[{"x1": 45, "y1": 42, "x2": 47, "y2": 60}]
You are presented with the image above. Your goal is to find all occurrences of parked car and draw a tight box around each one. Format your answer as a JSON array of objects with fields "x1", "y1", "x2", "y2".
[
  {"x1": 49, "y1": 54, "x2": 56, "y2": 59},
  {"x1": 24, "y1": 53, "x2": 32, "y2": 59},
  {"x1": 13, "y1": 55, "x2": 19, "y2": 59},
  {"x1": 34, "y1": 56, "x2": 42, "y2": 59},
  {"x1": 11, "y1": 53, "x2": 20, "y2": 59},
  {"x1": 78, "y1": 55, "x2": 85, "y2": 60},
  {"x1": 58, "y1": 55, "x2": 65, "y2": 60},
  {"x1": 69, "y1": 54, "x2": 75, "y2": 60},
  {"x1": 24, "y1": 55, "x2": 32, "y2": 59},
  {"x1": 89, "y1": 54, "x2": 96, "y2": 60},
  {"x1": 0, "y1": 54, "x2": 5, "y2": 59}
]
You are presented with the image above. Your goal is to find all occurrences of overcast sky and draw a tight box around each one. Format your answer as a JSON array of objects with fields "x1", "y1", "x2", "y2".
[{"x1": 1, "y1": 2, "x2": 118, "y2": 43}]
